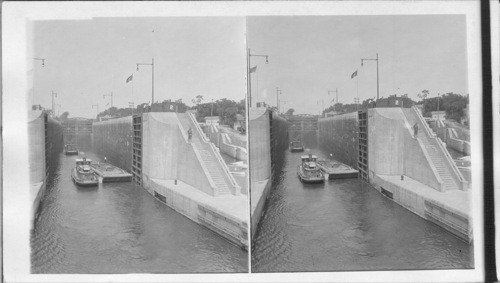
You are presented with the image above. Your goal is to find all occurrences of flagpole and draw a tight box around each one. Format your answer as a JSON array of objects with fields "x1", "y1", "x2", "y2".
[
  {"x1": 356, "y1": 71, "x2": 359, "y2": 104},
  {"x1": 247, "y1": 48, "x2": 251, "y2": 108},
  {"x1": 132, "y1": 75, "x2": 134, "y2": 116}
]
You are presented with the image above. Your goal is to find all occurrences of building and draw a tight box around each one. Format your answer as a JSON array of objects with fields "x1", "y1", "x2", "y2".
[
  {"x1": 431, "y1": 110, "x2": 446, "y2": 120},
  {"x1": 205, "y1": 116, "x2": 220, "y2": 125}
]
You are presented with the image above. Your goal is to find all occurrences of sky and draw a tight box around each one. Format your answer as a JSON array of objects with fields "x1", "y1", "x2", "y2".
[
  {"x1": 29, "y1": 17, "x2": 246, "y2": 118},
  {"x1": 247, "y1": 15, "x2": 468, "y2": 115}
]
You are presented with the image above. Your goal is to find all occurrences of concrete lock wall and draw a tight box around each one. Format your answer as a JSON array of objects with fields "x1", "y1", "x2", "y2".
[
  {"x1": 270, "y1": 112, "x2": 289, "y2": 156},
  {"x1": 92, "y1": 117, "x2": 133, "y2": 171},
  {"x1": 249, "y1": 108, "x2": 271, "y2": 182},
  {"x1": 318, "y1": 112, "x2": 358, "y2": 168},
  {"x1": 368, "y1": 108, "x2": 440, "y2": 190},
  {"x1": 142, "y1": 113, "x2": 214, "y2": 196},
  {"x1": 28, "y1": 111, "x2": 46, "y2": 184}
]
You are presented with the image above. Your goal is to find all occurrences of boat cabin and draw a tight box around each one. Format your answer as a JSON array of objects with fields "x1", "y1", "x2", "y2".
[
  {"x1": 301, "y1": 154, "x2": 319, "y2": 170},
  {"x1": 66, "y1": 144, "x2": 77, "y2": 150},
  {"x1": 76, "y1": 158, "x2": 93, "y2": 172}
]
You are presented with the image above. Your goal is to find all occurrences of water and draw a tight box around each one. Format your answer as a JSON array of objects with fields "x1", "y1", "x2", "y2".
[
  {"x1": 251, "y1": 148, "x2": 473, "y2": 272},
  {"x1": 31, "y1": 150, "x2": 248, "y2": 273}
]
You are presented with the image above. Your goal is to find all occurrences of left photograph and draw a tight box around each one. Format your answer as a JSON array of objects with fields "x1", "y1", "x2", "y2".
[{"x1": 28, "y1": 17, "x2": 249, "y2": 273}]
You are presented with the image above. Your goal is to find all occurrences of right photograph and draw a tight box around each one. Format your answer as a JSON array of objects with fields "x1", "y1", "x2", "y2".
[{"x1": 248, "y1": 15, "x2": 474, "y2": 272}]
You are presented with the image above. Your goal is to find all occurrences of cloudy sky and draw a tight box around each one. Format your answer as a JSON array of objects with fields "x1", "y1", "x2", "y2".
[
  {"x1": 29, "y1": 17, "x2": 246, "y2": 118},
  {"x1": 247, "y1": 15, "x2": 468, "y2": 115}
]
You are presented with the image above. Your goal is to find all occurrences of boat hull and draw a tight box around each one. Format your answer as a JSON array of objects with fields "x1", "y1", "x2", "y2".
[
  {"x1": 290, "y1": 147, "x2": 305, "y2": 152},
  {"x1": 65, "y1": 150, "x2": 79, "y2": 156},
  {"x1": 71, "y1": 169, "x2": 98, "y2": 187},
  {"x1": 297, "y1": 165, "x2": 325, "y2": 184}
]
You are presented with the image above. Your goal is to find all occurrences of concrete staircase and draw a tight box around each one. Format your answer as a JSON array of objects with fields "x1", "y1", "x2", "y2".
[
  {"x1": 406, "y1": 106, "x2": 466, "y2": 191},
  {"x1": 419, "y1": 135, "x2": 458, "y2": 191},
  {"x1": 177, "y1": 113, "x2": 235, "y2": 196}
]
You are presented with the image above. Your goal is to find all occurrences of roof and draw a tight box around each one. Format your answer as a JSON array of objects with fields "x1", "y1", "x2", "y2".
[
  {"x1": 301, "y1": 155, "x2": 317, "y2": 159},
  {"x1": 75, "y1": 158, "x2": 92, "y2": 162}
]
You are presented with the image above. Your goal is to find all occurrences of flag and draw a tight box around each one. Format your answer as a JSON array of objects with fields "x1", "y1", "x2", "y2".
[
  {"x1": 351, "y1": 70, "x2": 358, "y2": 79},
  {"x1": 249, "y1": 65, "x2": 257, "y2": 73},
  {"x1": 126, "y1": 74, "x2": 133, "y2": 83}
]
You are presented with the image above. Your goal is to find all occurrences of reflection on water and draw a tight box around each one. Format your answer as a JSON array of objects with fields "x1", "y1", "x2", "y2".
[
  {"x1": 251, "y1": 148, "x2": 473, "y2": 272},
  {"x1": 31, "y1": 151, "x2": 248, "y2": 273}
]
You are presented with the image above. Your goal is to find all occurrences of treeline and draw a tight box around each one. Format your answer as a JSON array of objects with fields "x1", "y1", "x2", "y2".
[
  {"x1": 191, "y1": 95, "x2": 245, "y2": 127},
  {"x1": 320, "y1": 90, "x2": 468, "y2": 123},
  {"x1": 91, "y1": 96, "x2": 245, "y2": 128}
]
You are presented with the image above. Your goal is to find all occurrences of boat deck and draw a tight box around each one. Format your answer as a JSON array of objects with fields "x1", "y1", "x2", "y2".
[
  {"x1": 90, "y1": 163, "x2": 132, "y2": 182},
  {"x1": 317, "y1": 160, "x2": 358, "y2": 179}
]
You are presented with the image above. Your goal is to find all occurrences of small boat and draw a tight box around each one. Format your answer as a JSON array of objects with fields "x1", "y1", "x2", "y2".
[
  {"x1": 317, "y1": 159, "x2": 358, "y2": 179},
  {"x1": 64, "y1": 144, "x2": 79, "y2": 155},
  {"x1": 72, "y1": 157, "x2": 98, "y2": 187},
  {"x1": 290, "y1": 140, "x2": 305, "y2": 152},
  {"x1": 297, "y1": 154, "x2": 325, "y2": 184}
]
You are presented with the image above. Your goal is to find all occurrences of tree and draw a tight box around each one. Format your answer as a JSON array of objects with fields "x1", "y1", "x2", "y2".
[
  {"x1": 60, "y1": 111, "x2": 70, "y2": 121},
  {"x1": 191, "y1": 95, "x2": 204, "y2": 106},
  {"x1": 285, "y1": 108, "x2": 295, "y2": 116},
  {"x1": 417, "y1": 89, "x2": 429, "y2": 100}
]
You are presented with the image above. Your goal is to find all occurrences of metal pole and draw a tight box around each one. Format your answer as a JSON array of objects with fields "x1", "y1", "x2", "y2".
[
  {"x1": 336, "y1": 88, "x2": 338, "y2": 105},
  {"x1": 276, "y1": 87, "x2": 279, "y2": 111},
  {"x1": 376, "y1": 53, "x2": 379, "y2": 100},
  {"x1": 52, "y1": 91, "x2": 57, "y2": 115},
  {"x1": 152, "y1": 58, "x2": 155, "y2": 105},
  {"x1": 111, "y1": 92, "x2": 113, "y2": 108},
  {"x1": 211, "y1": 99, "x2": 214, "y2": 116},
  {"x1": 247, "y1": 48, "x2": 251, "y2": 108}
]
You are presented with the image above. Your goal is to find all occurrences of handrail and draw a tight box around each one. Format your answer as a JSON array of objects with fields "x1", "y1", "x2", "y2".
[
  {"x1": 185, "y1": 112, "x2": 240, "y2": 194},
  {"x1": 416, "y1": 137, "x2": 445, "y2": 191},
  {"x1": 175, "y1": 114, "x2": 218, "y2": 194},
  {"x1": 411, "y1": 106, "x2": 466, "y2": 187},
  {"x1": 187, "y1": 111, "x2": 210, "y2": 143},
  {"x1": 208, "y1": 142, "x2": 241, "y2": 190}
]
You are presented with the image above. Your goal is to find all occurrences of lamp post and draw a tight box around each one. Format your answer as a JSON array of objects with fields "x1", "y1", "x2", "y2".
[
  {"x1": 211, "y1": 99, "x2": 214, "y2": 116},
  {"x1": 247, "y1": 48, "x2": 268, "y2": 108},
  {"x1": 317, "y1": 99, "x2": 324, "y2": 116},
  {"x1": 136, "y1": 58, "x2": 155, "y2": 105},
  {"x1": 276, "y1": 87, "x2": 282, "y2": 113},
  {"x1": 361, "y1": 53, "x2": 380, "y2": 100},
  {"x1": 129, "y1": 102, "x2": 134, "y2": 115},
  {"x1": 328, "y1": 88, "x2": 338, "y2": 105},
  {"x1": 280, "y1": 100, "x2": 287, "y2": 114},
  {"x1": 51, "y1": 91, "x2": 57, "y2": 116},
  {"x1": 103, "y1": 92, "x2": 113, "y2": 108},
  {"x1": 437, "y1": 93, "x2": 441, "y2": 111},
  {"x1": 92, "y1": 104, "x2": 99, "y2": 119},
  {"x1": 32, "y1": 57, "x2": 46, "y2": 106}
]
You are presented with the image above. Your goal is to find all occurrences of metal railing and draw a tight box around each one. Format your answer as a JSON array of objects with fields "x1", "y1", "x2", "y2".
[{"x1": 411, "y1": 106, "x2": 467, "y2": 188}]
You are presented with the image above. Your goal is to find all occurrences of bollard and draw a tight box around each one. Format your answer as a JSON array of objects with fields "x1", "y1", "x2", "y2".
[
  {"x1": 175, "y1": 179, "x2": 177, "y2": 185},
  {"x1": 401, "y1": 175, "x2": 404, "y2": 181}
]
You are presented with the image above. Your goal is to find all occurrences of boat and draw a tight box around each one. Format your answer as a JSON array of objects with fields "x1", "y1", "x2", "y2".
[
  {"x1": 64, "y1": 144, "x2": 79, "y2": 155},
  {"x1": 297, "y1": 154, "x2": 325, "y2": 184},
  {"x1": 316, "y1": 159, "x2": 358, "y2": 179},
  {"x1": 90, "y1": 162, "x2": 132, "y2": 183},
  {"x1": 71, "y1": 157, "x2": 98, "y2": 187},
  {"x1": 290, "y1": 140, "x2": 305, "y2": 152}
]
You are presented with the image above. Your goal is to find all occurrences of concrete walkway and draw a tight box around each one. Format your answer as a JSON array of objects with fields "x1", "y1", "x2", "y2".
[
  {"x1": 378, "y1": 174, "x2": 471, "y2": 216},
  {"x1": 152, "y1": 178, "x2": 248, "y2": 223}
]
